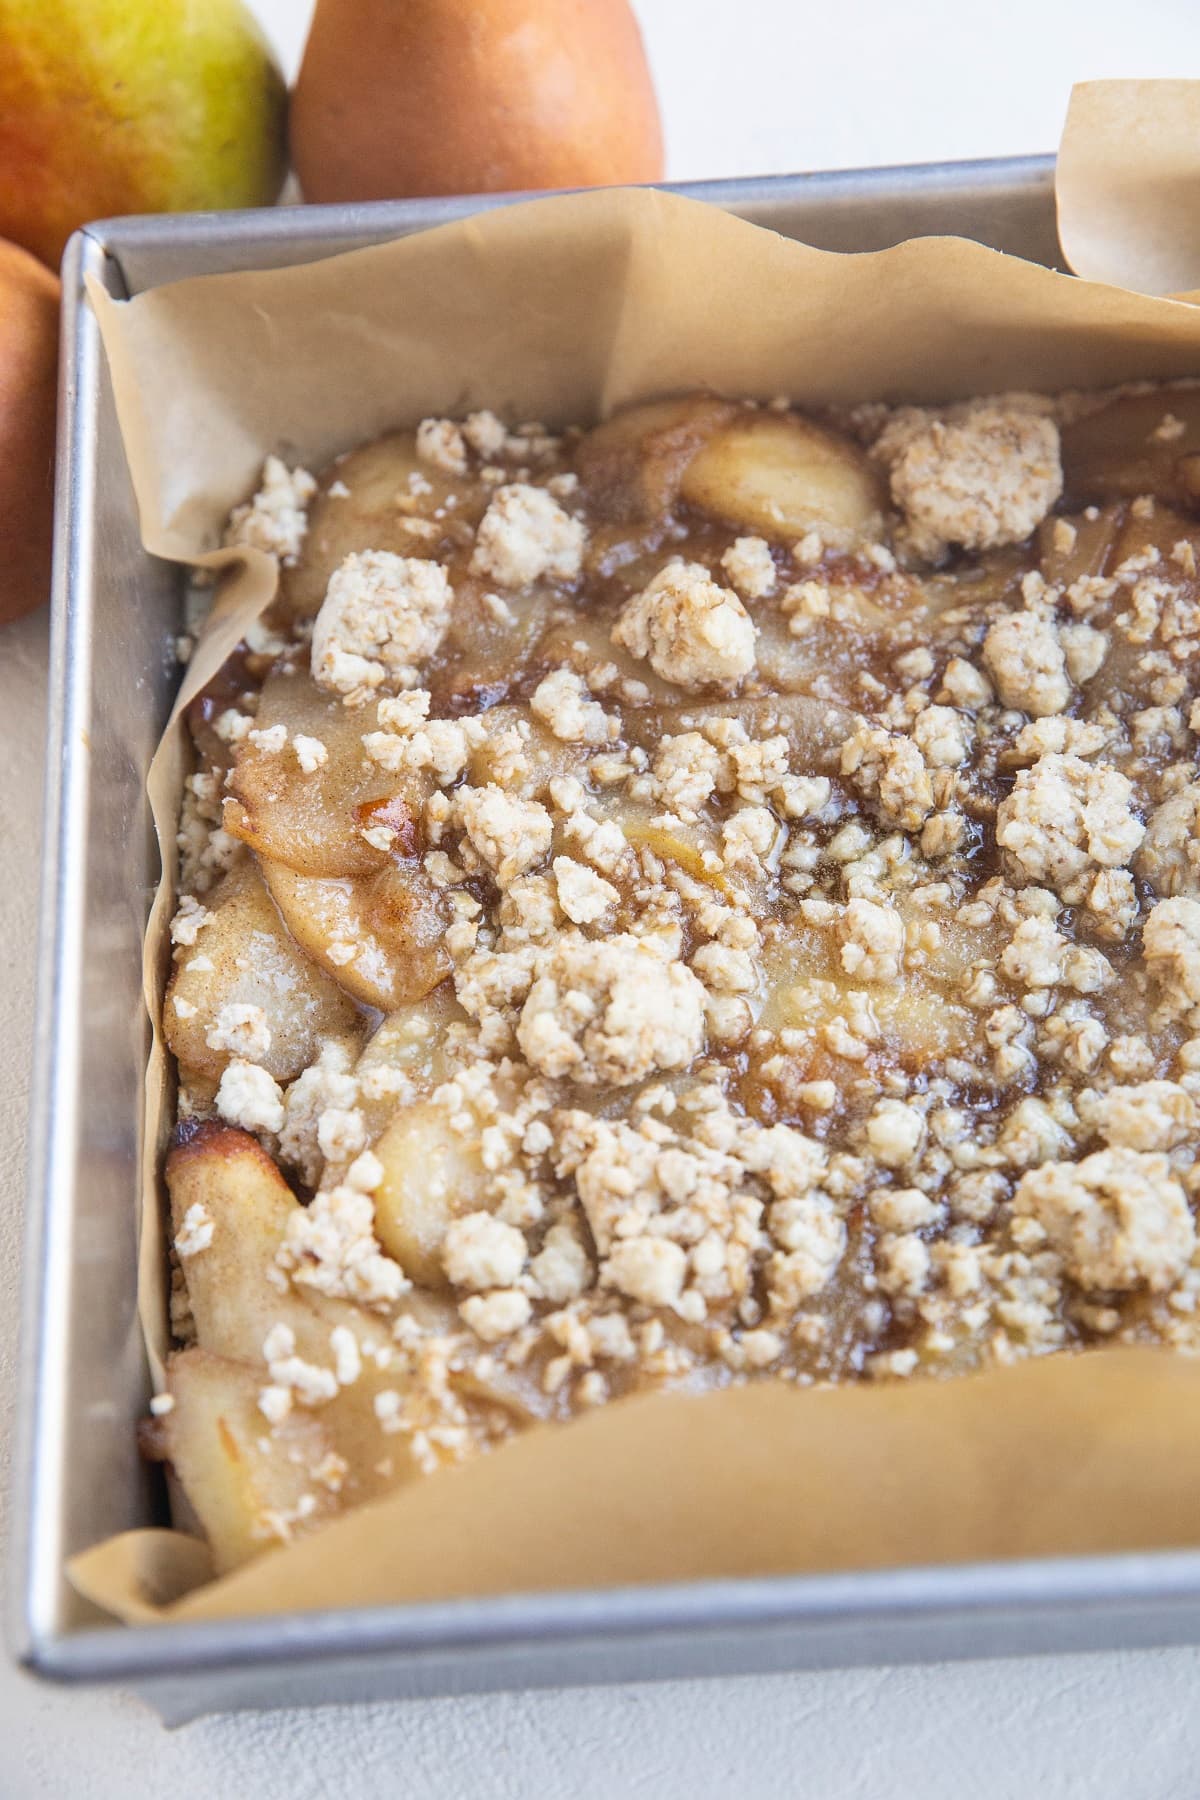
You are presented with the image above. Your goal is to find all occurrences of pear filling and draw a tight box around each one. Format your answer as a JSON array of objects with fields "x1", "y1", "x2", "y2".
[{"x1": 155, "y1": 388, "x2": 1200, "y2": 1569}]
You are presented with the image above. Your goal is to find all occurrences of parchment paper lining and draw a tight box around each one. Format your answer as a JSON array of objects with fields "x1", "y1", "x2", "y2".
[
  {"x1": 1058, "y1": 80, "x2": 1200, "y2": 300},
  {"x1": 70, "y1": 81, "x2": 1200, "y2": 1623}
]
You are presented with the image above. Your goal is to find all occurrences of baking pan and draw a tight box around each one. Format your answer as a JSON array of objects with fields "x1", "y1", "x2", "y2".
[{"x1": 17, "y1": 156, "x2": 1200, "y2": 1724}]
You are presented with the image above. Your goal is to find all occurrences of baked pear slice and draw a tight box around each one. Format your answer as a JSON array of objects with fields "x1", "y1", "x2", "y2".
[
  {"x1": 347, "y1": 984, "x2": 468, "y2": 1147},
  {"x1": 157, "y1": 1349, "x2": 341, "y2": 1575},
  {"x1": 1060, "y1": 389, "x2": 1200, "y2": 510},
  {"x1": 260, "y1": 856, "x2": 451, "y2": 1012},
  {"x1": 628, "y1": 693, "x2": 858, "y2": 775},
  {"x1": 371, "y1": 1099, "x2": 494, "y2": 1289},
  {"x1": 680, "y1": 411, "x2": 887, "y2": 542},
  {"x1": 167, "y1": 1123, "x2": 384, "y2": 1359},
  {"x1": 574, "y1": 395, "x2": 737, "y2": 522},
  {"x1": 277, "y1": 430, "x2": 490, "y2": 624},
  {"x1": 164, "y1": 859, "x2": 361, "y2": 1086},
  {"x1": 160, "y1": 1124, "x2": 532, "y2": 1567},
  {"x1": 224, "y1": 668, "x2": 431, "y2": 880}
]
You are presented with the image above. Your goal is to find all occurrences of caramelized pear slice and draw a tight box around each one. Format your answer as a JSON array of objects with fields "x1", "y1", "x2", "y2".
[
  {"x1": 1060, "y1": 390, "x2": 1200, "y2": 510},
  {"x1": 167, "y1": 1123, "x2": 301, "y2": 1362},
  {"x1": 529, "y1": 609, "x2": 678, "y2": 705},
  {"x1": 167, "y1": 1121, "x2": 458, "y2": 1357},
  {"x1": 352, "y1": 996, "x2": 521, "y2": 1289},
  {"x1": 1066, "y1": 503, "x2": 1200, "y2": 707},
  {"x1": 277, "y1": 430, "x2": 490, "y2": 623},
  {"x1": 164, "y1": 1126, "x2": 456, "y2": 1510},
  {"x1": 749, "y1": 564, "x2": 936, "y2": 696},
  {"x1": 372, "y1": 1100, "x2": 492, "y2": 1288},
  {"x1": 1110, "y1": 498, "x2": 1200, "y2": 566},
  {"x1": 463, "y1": 700, "x2": 596, "y2": 797},
  {"x1": 277, "y1": 431, "x2": 572, "y2": 703},
  {"x1": 350, "y1": 985, "x2": 468, "y2": 1146},
  {"x1": 574, "y1": 395, "x2": 738, "y2": 521},
  {"x1": 164, "y1": 860, "x2": 360, "y2": 1085},
  {"x1": 160, "y1": 1349, "x2": 340, "y2": 1574},
  {"x1": 680, "y1": 412, "x2": 887, "y2": 542},
  {"x1": 757, "y1": 904, "x2": 999, "y2": 1069},
  {"x1": 260, "y1": 856, "x2": 451, "y2": 1011},
  {"x1": 1035, "y1": 503, "x2": 1125, "y2": 588},
  {"x1": 427, "y1": 583, "x2": 558, "y2": 713},
  {"x1": 622, "y1": 820, "x2": 731, "y2": 893},
  {"x1": 225, "y1": 668, "x2": 429, "y2": 879}
]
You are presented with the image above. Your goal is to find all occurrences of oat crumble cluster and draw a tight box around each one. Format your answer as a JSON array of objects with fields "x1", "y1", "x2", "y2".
[{"x1": 153, "y1": 385, "x2": 1200, "y2": 1570}]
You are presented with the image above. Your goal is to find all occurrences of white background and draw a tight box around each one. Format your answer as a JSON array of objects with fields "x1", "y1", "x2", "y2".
[{"x1": 6, "y1": 1, "x2": 1200, "y2": 1792}]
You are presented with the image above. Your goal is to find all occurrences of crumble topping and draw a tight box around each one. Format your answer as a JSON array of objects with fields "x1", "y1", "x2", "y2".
[
  {"x1": 872, "y1": 399, "x2": 1062, "y2": 561},
  {"x1": 469, "y1": 483, "x2": 586, "y2": 588},
  {"x1": 365, "y1": 693, "x2": 483, "y2": 788},
  {"x1": 910, "y1": 705, "x2": 971, "y2": 768},
  {"x1": 293, "y1": 733, "x2": 328, "y2": 774},
  {"x1": 995, "y1": 755, "x2": 1144, "y2": 903},
  {"x1": 442, "y1": 1211, "x2": 528, "y2": 1290},
  {"x1": 517, "y1": 933, "x2": 707, "y2": 1085},
  {"x1": 247, "y1": 723, "x2": 288, "y2": 754},
  {"x1": 169, "y1": 895, "x2": 211, "y2": 947},
  {"x1": 415, "y1": 417, "x2": 469, "y2": 475},
  {"x1": 215, "y1": 1059, "x2": 285, "y2": 1134},
  {"x1": 1082, "y1": 1081, "x2": 1195, "y2": 1151},
  {"x1": 162, "y1": 384, "x2": 1200, "y2": 1567},
  {"x1": 721, "y1": 535, "x2": 777, "y2": 599},
  {"x1": 462, "y1": 410, "x2": 509, "y2": 459},
  {"x1": 603, "y1": 1237, "x2": 688, "y2": 1309},
  {"x1": 839, "y1": 724, "x2": 934, "y2": 830},
  {"x1": 613, "y1": 561, "x2": 756, "y2": 688},
  {"x1": 277, "y1": 1040, "x2": 359, "y2": 1187},
  {"x1": 941, "y1": 657, "x2": 992, "y2": 710},
  {"x1": 1013, "y1": 1149, "x2": 1195, "y2": 1292},
  {"x1": 838, "y1": 897, "x2": 904, "y2": 983},
  {"x1": 530, "y1": 669, "x2": 619, "y2": 744},
  {"x1": 205, "y1": 1002, "x2": 272, "y2": 1064},
  {"x1": 1136, "y1": 784, "x2": 1200, "y2": 897},
  {"x1": 311, "y1": 552, "x2": 454, "y2": 698},
  {"x1": 461, "y1": 1289, "x2": 533, "y2": 1341},
  {"x1": 982, "y1": 612, "x2": 1072, "y2": 718},
  {"x1": 456, "y1": 785, "x2": 553, "y2": 885},
  {"x1": 552, "y1": 855, "x2": 619, "y2": 924},
  {"x1": 1143, "y1": 898, "x2": 1200, "y2": 1023},
  {"x1": 276, "y1": 1183, "x2": 409, "y2": 1308},
  {"x1": 224, "y1": 456, "x2": 317, "y2": 565},
  {"x1": 174, "y1": 1201, "x2": 214, "y2": 1258},
  {"x1": 650, "y1": 733, "x2": 726, "y2": 820}
]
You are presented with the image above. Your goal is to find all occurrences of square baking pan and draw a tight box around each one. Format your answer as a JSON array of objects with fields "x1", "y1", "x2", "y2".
[{"x1": 17, "y1": 157, "x2": 1200, "y2": 1725}]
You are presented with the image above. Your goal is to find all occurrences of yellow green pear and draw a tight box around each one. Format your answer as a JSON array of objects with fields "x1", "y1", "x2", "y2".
[{"x1": 0, "y1": 0, "x2": 287, "y2": 268}]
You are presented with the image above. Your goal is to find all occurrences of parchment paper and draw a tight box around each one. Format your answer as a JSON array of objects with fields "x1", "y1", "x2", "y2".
[
  {"x1": 70, "y1": 81, "x2": 1200, "y2": 1625},
  {"x1": 1058, "y1": 81, "x2": 1200, "y2": 297}
]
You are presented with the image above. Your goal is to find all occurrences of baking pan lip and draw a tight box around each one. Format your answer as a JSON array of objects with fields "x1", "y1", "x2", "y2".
[
  {"x1": 75, "y1": 151, "x2": 1056, "y2": 267},
  {"x1": 10, "y1": 224, "x2": 117, "y2": 1675},
  {"x1": 28, "y1": 155, "x2": 1193, "y2": 1690},
  {"x1": 23, "y1": 1547, "x2": 1200, "y2": 1685}
]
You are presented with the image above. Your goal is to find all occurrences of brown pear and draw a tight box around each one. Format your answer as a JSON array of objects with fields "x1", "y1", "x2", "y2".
[
  {"x1": 0, "y1": 238, "x2": 58, "y2": 624},
  {"x1": 290, "y1": 0, "x2": 664, "y2": 203}
]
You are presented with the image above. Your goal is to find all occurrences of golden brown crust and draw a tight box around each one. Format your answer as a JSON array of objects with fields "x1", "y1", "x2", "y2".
[{"x1": 167, "y1": 1118, "x2": 283, "y2": 1180}]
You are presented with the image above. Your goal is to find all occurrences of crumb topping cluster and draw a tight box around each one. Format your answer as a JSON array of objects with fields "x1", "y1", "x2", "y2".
[{"x1": 158, "y1": 386, "x2": 1200, "y2": 1560}]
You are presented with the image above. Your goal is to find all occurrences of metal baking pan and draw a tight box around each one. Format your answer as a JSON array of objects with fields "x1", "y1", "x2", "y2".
[{"x1": 17, "y1": 156, "x2": 1200, "y2": 1725}]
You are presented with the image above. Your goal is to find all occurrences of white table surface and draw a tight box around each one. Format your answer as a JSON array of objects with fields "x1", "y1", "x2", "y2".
[{"x1": 8, "y1": 2, "x2": 1200, "y2": 1790}]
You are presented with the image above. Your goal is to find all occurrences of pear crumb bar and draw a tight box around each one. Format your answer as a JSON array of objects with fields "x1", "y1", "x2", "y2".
[{"x1": 148, "y1": 387, "x2": 1200, "y2": 1571}]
